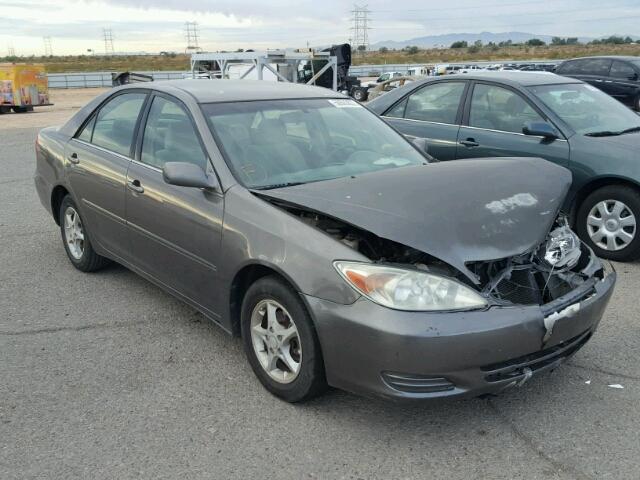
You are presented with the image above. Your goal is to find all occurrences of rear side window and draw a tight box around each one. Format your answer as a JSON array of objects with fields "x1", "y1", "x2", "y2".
[
  {"x1": 402, "y1": 82, "x2": 465, "y2": 124},
  {"x1": 91, "y1": 93, "x2": 147, "y2": 157},
  {"x1": 610, "y1": 61, "x2": 637, "y2": 79},
  {"x1": 556, "y1": 60, "x2": 580, "y2": 75},
  {"x1": 77, "y1": 115, "x2": 96, "y2": 142}
]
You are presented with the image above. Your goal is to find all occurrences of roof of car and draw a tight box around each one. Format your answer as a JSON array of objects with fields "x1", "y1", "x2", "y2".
[
  {"x1": 561, "y1": 55, "x2": 640, "y2": 61},
  {"x1": 149, "y1": 79, "x2": 346, "y2": 103},
  {"x1": 442, "y1": 71, "x2": 580, "y2": 86}
]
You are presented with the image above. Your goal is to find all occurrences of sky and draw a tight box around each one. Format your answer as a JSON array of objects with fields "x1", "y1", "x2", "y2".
[{"x1": 2, "y1": 0, "x2": 640, "y2": 55}]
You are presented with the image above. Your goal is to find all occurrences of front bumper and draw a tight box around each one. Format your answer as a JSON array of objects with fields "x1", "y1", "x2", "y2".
[{"x1": 306, "y1": 264, "x2": 616, "y2": 401}]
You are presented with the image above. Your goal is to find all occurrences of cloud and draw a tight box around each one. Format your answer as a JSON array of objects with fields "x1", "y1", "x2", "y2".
[{"x1": 2, "y1": 0, "x2": 640, "y2": 55}]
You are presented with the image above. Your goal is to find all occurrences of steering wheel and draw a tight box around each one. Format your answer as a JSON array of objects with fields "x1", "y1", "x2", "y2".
[{"x1": 326, "y1": 143, "x2": 356, "y2": 163}]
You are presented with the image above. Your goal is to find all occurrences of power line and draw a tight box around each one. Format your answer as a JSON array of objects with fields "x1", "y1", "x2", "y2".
[
  {"x1": 103, "y1": 28, "x2": 114, "y2": 55},
  {"x1": 43, "y1": 36, "x2": 53, "y2": 56},
  {"x1": 351, "y1": 4, "x2": 371, "y2": 53}
]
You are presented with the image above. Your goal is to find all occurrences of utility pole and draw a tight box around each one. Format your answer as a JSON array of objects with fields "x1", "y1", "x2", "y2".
[
  {"x1": 43, "y1": 36, "x2": 53, "y2": 56},
  {"x1": 350, "y1": 4, "x2": 371, "y2": 55},
  {"x1": 185, "y1": 22, "x2": 202, "y2": 53},
  {"x1": 7, "y1": 44, "x2": 16, "y2": 56},
  {"x1": 103, "y1": 28, "x2": 114, "y2": 55}
]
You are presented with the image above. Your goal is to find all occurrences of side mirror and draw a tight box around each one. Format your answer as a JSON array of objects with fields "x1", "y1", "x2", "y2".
[
  {"x1": 162, "y1": 162, "x2": 218, "y2": 190},
  {"x1": 412, "y1": 137, "x2": 429, "y2": 155},
  {"x1": 628, "y1": 73, "x2": 639, "y2": 81},
  {"x1": 411, "y1": 137, "x2": 437, "y2": 161},
  {"x1": 523, "y1": 121, "x2": 559, "y2": 140}
]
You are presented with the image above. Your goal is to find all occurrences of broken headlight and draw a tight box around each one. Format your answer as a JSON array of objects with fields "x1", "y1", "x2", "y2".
[
  {"x1": 541, "y1": 223, "x2": 581, "y2": 269},
  {"x1": 334, "y1": 261, "x2": 487, "y2": 311}
]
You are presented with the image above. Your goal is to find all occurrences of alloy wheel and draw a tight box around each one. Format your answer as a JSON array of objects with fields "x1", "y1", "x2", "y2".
[
  {"x1": 586, "y1": 199, "x2": 636, "y2": 251},
  {"x1": 250, "y1": 299, "x2": 302, "y2": 384},
  {"x1": 63, "y1": 206, "x2": 85, "y2": 260}
]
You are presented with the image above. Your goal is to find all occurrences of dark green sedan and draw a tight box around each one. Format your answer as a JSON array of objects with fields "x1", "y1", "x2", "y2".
[{"x1": 368, "y1": 71, "x2": 640, "y2": 261}]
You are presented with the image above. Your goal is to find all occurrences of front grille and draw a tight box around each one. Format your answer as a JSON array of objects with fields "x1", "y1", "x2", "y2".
[
  {"x1": 481, "y1": 330, "x2": 592, "y2": 383},
  {"x1": 494, "y1": 268, "x2": 542, "y2": 305},
  {"x1": 381, "y1": 371, "x2": 455, "y2": 394}
]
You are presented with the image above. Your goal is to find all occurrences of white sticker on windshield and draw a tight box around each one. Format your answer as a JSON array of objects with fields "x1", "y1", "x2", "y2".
[{"x1": 328, "y1": 99, "x2": 362, "y2": 108}]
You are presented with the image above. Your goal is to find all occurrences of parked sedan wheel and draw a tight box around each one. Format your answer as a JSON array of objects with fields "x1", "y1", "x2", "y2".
[
  {"x1": 352, "y1": 88, "x2": 368, "y2": 102},
  {"x1": 59, "y1": 195, "x2": 110, "y2": 272},
  {"x1": 241, "y1": 276, "x2": 327, "y2": 402},
  {"x1": 577, "y1": 185, "x2": 640, "y2": 261}
]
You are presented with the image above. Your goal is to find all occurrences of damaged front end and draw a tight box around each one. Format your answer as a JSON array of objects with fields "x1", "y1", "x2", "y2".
[
  {"x1": 469, "y1": 216, "x2": 608, "y2": 309},
  {"x1": 275, "y1": 200, "x2": 609, "y2": 319}
]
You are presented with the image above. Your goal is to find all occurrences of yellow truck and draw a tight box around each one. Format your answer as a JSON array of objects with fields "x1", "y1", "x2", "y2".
[{"x1": 0, "y1": 63, "x2": 52, "y2": 113}]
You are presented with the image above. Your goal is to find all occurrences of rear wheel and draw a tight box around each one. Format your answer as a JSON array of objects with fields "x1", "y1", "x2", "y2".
[
  {"x1": 59, "y1": 195, "x2": 110, "y2": 272},
  {"x1": 577, "y1": 185, "x2": 640, "y2": 261},
  {"x1": 12, "y1": 106, "x2": 32, "y2": 113},
  {"x1": 352, "y1": 88, "x2": 368, "y2": 102},
  {"x1": 241, "y1": 276, "x2": 327, "y2": 402}
]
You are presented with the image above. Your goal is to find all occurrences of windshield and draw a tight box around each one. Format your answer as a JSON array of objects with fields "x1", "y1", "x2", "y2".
[
  {"x1": 528, "y1": 83, "x2": 640, "y2": 136},
  {"x1": 202, "y1": 98, "x2": 426, "y2": 189}
]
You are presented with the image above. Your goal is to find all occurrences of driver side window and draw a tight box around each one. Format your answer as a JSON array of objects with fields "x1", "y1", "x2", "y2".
[
  {"x1": 469, "y1": 84, "x2": 544, "y2": 133},
  {"x1": 403, "y1": 82, "x2": 465, "y2": 124},
  {"x1": 140, "y1": 96, "x2": 207, "y2": 170}
]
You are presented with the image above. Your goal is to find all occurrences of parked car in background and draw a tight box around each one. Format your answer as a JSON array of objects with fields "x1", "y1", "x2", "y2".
[
  {"x1": 368, "y1": 72, "x2": 640, "y2": 261},
  {"x1": 555, "y1": 56, "x2": 640, "y2": 110},
  {"x1": 34, "y1": 80, "x2": 615, "y2": 402},
  {"x1": 365, "y1": 76, "x2": 417, "y2": 101}
]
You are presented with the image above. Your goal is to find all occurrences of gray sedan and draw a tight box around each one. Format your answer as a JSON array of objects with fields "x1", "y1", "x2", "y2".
[{"x1": 35, "y1": 80, "x2": 615, "y2": 402}]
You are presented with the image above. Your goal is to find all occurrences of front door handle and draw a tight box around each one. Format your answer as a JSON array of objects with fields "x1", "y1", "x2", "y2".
[
  {"x1": 68, "y1": 152, "x2": 79, "y2": 164},
  {"x1": 460, "y1": 139, "x2": 479, "y2": 147},
  {"x1": 127, "y1": 179, "x2": 145, "y2": 194}
]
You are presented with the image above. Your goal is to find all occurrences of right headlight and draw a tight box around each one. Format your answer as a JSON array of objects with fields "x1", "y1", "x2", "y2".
[{"x1": 334, "y1": 261, "x2": 488, "y2": 312}]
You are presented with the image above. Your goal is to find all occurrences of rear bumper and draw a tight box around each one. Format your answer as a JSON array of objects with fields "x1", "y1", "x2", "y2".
[{"x1": 306, "y1": 265, "x2": 615, "y2": 401}]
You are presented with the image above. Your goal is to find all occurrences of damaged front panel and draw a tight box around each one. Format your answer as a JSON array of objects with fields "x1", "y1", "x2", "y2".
[
  {"x1": 254, "y1": 157, "x2": 606, "y2": 311},
  {"x1": 254, "y1": 157, "x2": 572, "y2": 285}
]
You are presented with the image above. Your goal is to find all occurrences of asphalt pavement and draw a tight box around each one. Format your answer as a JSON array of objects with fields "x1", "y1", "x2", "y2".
[{"x1": 1, "y1": 116, "x2": 639, "y2": 479}]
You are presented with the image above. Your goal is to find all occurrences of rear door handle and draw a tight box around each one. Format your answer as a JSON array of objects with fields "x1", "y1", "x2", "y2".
[
  {"x1": 127, "y1": 179, "x2": 144, "y2": 194},
  {"x1": 68, "y1": 152, "x2": 79, "y2": 164},
  {"x1": 460, "y1": 139, "x2": 479, "y2": 147}
]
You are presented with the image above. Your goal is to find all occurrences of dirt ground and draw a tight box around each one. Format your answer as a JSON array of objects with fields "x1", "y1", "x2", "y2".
[{"x1": 0, "y1": 88, "x2": 108, "y2": 130}]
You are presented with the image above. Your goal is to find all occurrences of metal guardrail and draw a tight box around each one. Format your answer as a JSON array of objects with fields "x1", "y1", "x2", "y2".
[{"x1": 47, "y1": 71, "x2": 188, "y2": 88}]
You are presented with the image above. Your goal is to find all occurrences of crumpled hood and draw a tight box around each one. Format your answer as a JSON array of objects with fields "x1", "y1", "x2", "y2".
[{"x1": 255, "y1": 157, "x2": 572, "y2": 283}]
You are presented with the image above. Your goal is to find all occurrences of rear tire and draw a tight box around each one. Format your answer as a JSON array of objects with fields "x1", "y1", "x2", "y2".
[
  {"x1": 59, "y1": 195, "x2": 110, "y2": 272},
  {"x1": 576, "y1": 185, "x2": 640, "y2": 261},
  {"x1": 352, "y1": 88, "x2": 368, "y2": 102},
  {"x1": 241, "y1": 276, "x2": 327, "y2": 402}
]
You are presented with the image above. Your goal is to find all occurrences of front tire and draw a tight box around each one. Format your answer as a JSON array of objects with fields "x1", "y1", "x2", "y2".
[
  {"x1": 59, "y1": 195, "x2": 110, "y2": 272},
  {"x1": 241, "y1": 276, "x2": 327, "y2": 402},
  {"x1": 577, "y1": 185, "x2": 640, "y2": 261},
  {"x1": 352, "y1": 88, "x2": 368, "y2": 102}
]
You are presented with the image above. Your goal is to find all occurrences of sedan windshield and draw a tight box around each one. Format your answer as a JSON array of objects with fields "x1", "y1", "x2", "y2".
[
  {"x1": 202, "y1": 98, "x2": 425, "y2": 189},
  {"x1": 528, "y1": 83, "x2": 640, "y2": 136}
]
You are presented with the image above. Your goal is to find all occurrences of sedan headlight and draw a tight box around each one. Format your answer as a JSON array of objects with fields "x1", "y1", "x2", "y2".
[{"x1": 334, "y1": 261, "x2": 488, "y2": 311}]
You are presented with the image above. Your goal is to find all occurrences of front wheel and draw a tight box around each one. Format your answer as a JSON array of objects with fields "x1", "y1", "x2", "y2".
[
  {"x1": 59, "y1": 195, "x2": 110, "y2": 272},
  {"x1": 576, "y1": 185, "x2": 640, "y2": 261},
  {"x1": 241, "y1": 276, "x2": 327, "y2": 402}
]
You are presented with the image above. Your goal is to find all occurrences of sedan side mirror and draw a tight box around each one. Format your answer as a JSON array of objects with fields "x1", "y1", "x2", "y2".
[
  {"x1": 162, "y1": 162, "x2": 218, "y2": 190},
  {"x1": 412, "y1": 137, "x2": 429, "y2": 155},
  {"x1": 411, "y1": 137, "x2": 437, "y2": 162},
  {"x1": 523, "y1": 121, "x2": 559, "y2": 140}
]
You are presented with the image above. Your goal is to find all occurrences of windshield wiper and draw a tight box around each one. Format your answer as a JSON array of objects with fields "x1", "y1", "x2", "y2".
[
  {"x1": 252, "y1": 181, "x2": 307, "y2": 190},
  {"x1": 584, "y1": 130, "x2": 621, "y2": 137},
  {"x1": 585, "y1": 126, "x2": 640, "y2": 137},
  {"x1": 619, "y1": 126, "x2": 640, "y2": 135}
]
